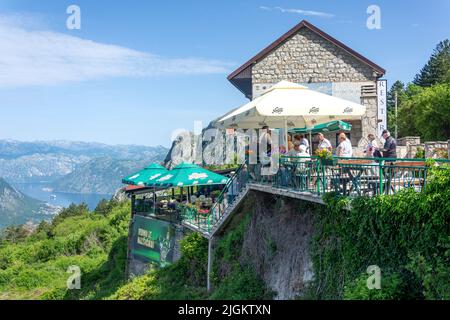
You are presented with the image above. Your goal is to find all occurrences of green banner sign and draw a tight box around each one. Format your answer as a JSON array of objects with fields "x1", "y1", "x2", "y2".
[{"x1": 130, "y1": 215, "x2": 176, "y2": 267}]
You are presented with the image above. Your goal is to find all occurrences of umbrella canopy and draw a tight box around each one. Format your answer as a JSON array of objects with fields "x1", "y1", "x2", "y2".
[
  {"x1": 149, "y1": 163, "x2": 229, "y2": 188},
  {"x1": 122, "y1": 163, "x2": 169, "y2": 186},
  {"x1": 216, "y1": 81, "x2": 366, "y2": 130},
  {"x1": 291, "y1": 120, "x2": 352, "y2": 134}
]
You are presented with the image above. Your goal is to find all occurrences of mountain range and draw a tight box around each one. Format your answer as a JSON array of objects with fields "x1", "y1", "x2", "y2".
[
  {"x1": 0, "y1": 140, "x2": 168, "y2": 191},
  {"x1": 0, "y1": 178, "x2": 59, "y2": 228},
  {"x1": 0, "y1": 140, "x2": 168, "y2": 228}
]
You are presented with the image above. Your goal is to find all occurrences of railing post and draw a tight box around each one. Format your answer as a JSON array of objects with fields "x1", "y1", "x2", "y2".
[
  {"x1": 322, "y1": 162, "x2": 326, "y2": 194},
  {"x1": 207, "y1": 236, "x2": 213, "y2": 292},
  {"x1": 379, "y1": 160, "x2": 384, "y2": 195}
]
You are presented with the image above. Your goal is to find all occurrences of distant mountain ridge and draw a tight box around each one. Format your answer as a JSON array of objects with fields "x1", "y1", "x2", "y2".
[
  {"x1": 51, "y1": 157, "x2": 151, "y2": 194},
  {"x1": 0, "y1": 140, "x2": 169, "y2": 188},
  {"x1": 0, "y1": 139, "x2": 167, "y2": 160},
  {"x1": 0, "y1": 178, "x2": 58, "y2": 228}
]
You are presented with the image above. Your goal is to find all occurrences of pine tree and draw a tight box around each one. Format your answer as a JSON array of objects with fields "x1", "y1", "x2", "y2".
[
  {"x1": 386, "y1": 81, "x2": 406, "y2": 133},
  {"x1": 387, "y1": 81, "x2": 405, "y2": 111},
  {"x1": 413, "y1": 40, "x2": 450, "y2": 87}
]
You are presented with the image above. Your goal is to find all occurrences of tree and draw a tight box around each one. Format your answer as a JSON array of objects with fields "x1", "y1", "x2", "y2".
[
  {"x1": 396, "y1": 84, "x2": 423, "y2": 137},
  {"x1": 387, "y1": 81, "x2": 406, "y2": 133},
  {"x1": 0, "y1": 225, "x2": 29, "y2": 243},
  {"x1": 413, "y1": 40, "x2": 450, "y2": 87},
  {"x1": 398, "y1": 83, "x2": 450, "y2": 140},
  {"x1": 410, "y1": 83, "x2": 450, "y2": 140}
]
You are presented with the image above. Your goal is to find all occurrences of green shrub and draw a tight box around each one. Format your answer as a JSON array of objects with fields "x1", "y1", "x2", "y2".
[
  {"x1": 210, "y1": 265, "x2": 274, "y2": 300},
  {"x1": 110, "y1": 272, "x2": 161, "y2": 300},
  {"x1": 0, "y1": 200, "x2": 131, "y2": 299},
  {"x1": 344, "y1": 273, "x2": 403, "y2": 300},
  {"x1": 310, "y1": 165, "x2": 450, "y2": 300},
  {"x1": 415, "y1": 147, "x2": 425, "y2": 159}
]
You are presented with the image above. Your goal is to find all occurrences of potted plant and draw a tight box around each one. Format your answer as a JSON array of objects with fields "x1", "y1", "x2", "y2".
[{"x1": 315, "y1": 148, "x2": 335, "y2": 165}]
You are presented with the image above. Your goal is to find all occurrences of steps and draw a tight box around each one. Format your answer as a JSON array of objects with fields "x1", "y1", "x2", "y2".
[
  {"x1": 180, "y1": 185, "x2": 250, "y2": 239},
  {"x1": 209, "y1": 186, "x2": 249, "y2": 237}
]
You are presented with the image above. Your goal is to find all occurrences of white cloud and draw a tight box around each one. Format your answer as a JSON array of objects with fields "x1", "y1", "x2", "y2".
[
  {"x1": 259, "y1": 6, "x2": 334, "y2": 18},
  {"x1": 0, "y1": 15, "x2": 233, "y2": 87}
]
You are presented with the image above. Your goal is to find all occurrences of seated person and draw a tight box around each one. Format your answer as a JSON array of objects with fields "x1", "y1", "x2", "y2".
[{"x1": 287, "y1": 142, "x2": 309, "y2": 159}]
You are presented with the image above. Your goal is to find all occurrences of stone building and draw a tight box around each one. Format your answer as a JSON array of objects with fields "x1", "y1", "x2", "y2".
[{"x1": 227, "y1": 20, "x2": 386, "y2": 153}]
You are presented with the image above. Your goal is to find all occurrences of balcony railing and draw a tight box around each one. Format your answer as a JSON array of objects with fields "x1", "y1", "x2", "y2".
[
  {"x1": 133, "y1": 156, "x2": 450, "y2": 235},
  {"x1": 250, "y1": 156, "x2": 449, "y2": 197},
  {"x1": 179, "y1": 164, "x2": 249, "y2": 234}
]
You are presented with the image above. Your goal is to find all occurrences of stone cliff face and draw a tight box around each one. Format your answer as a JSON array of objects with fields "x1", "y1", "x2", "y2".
[
  {"x1": 163, "y1": 121, "x2": 220, "y2": 169},
  {"x1": 214, "y1": 191, "x2": 318, "y2": 299}
]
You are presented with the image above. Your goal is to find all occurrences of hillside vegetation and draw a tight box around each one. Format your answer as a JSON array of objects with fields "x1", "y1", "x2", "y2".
[
  {"x1": 0, "y1": 178, "x2": 56, "y2": 228},
  {"x1": 0, "y1": 200, "x2": 130, "y2": 299},
  {"x1": 0, "y1": 163, "x2": 448, "y2": 300}
]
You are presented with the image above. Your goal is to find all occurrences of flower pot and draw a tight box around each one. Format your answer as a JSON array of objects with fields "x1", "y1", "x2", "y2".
[{"x1": 320, "y1": 158, "x2": 336, "y2": 166}]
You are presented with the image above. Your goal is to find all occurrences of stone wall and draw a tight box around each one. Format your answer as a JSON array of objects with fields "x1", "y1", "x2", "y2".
[
  {"x1": 425, "y1": 141, "x2": 449, "y2": 159},
  {"x1": 251, "y1": 27, "x2": 380, "y2": 150},
  {"x1": 252, "y1": 28, "x2": 377, "y2": 84}
]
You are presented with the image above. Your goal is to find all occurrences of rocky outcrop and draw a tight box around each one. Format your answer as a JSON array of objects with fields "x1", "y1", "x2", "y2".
[{"x1": 214, "y1": 191, "x2": 318, "y2": 300}]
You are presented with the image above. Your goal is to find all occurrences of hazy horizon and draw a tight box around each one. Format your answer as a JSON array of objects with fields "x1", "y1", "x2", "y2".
[{"x1": 1, "y1": 0, "x2": 449, "y2": 146}]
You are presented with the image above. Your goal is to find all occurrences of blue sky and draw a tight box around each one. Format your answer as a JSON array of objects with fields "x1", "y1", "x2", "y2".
[{"x1": 0, "y1": 0, "x2": 449, "y2": 147}]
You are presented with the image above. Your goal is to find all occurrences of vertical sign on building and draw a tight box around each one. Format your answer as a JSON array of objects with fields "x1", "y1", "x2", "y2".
[{"x1": 377, "y1": 80, "x2": 387, "y2": 136}]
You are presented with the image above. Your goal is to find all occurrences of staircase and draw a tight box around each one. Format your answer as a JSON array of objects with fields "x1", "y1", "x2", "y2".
[
  {"x1": 181, "y1": 164, "x2": 250, "y2": 239},
  {"x1": 209, "y1": 185, "x2": 249, "y2": 237}
]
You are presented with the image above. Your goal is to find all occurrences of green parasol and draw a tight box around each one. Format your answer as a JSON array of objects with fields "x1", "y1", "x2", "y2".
[
  {"x1": 291, "y1": 120, "x2": 352, "y2": 134},
  {"x1": 148, "y1": 163, "x2": 229, "y2": 188},
  {"x1": 122, "y1": 163, "x2": 169, "y2": 186}
]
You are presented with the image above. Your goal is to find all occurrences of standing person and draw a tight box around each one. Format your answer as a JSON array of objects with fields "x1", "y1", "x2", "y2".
[
  {"x1": 380, "y1": 130, "x2": 397, "y2": 159},
  {"x1": 259, "y1": 125, "x2": 272, "y2": 161},
  {"x1": 336, "y1": 133, "x2": 353, "y2": 158},
  {"x1": 316, "y1": 133, "x2": 332, "y2": 152},
  {"x1": 364, "y1": 134, "x2": 380, "y2": 158},
  {"x1": 287, "y1": 135, "x2": 294, "y2": 151}
]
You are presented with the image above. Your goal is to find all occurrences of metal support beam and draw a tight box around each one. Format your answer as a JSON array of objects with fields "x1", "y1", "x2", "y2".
[{"x1": 207, "y1": 235, "x2": 213, "y2": 292}]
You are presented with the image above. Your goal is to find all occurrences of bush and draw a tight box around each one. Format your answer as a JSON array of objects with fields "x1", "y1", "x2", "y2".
[
  {"x1": 344, "y1": 273, "x2": 403, "y2": 300},
  {"x1": 310, "y1": 165, "x2": 450, "y2": 300},
  {"x1": 0, "y1": 201, "x2": 131, "y2": 299},
  {"x1": 210, "y1": 266, "x2": 274, "y2": 300}
]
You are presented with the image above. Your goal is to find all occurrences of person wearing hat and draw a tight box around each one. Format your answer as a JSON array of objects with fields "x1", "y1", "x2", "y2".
[{"x1": 380, "y1": 130, "x2": 397, "y2": 159}]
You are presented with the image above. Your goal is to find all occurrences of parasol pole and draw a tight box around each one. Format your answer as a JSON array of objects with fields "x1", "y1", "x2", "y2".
[
  {"x1": 284, "y1": 117, "x2": 288, "y2": 151},
  {"x1": 309, "y1": 131, "x2": 312, "y2": 155},
  {"x1": 153, "y1": 186, "x2": 156, "y2": 214}
]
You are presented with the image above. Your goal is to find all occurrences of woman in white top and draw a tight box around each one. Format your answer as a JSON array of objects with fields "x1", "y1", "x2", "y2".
[
  {"x1": 336, "y1": 133, "x2": 353, "y2": 157},
  {"x1": 364, "y1": 134, "x2": 379, "y2": 158}
]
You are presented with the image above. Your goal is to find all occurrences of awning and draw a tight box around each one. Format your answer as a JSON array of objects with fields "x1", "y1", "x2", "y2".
[
  {"x1": 149, "y1": 163, "x2": 229, "y2": 188},
  {"x1": 122, "y1": 163, "x2": 169, "y2": 186},
  {"x1": 291, "y1": 120, "x2": 352, "y2": 134}
]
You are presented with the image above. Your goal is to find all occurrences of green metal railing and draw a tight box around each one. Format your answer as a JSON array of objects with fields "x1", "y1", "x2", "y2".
[
  {"x1": 178, "y1": 164, "x2": 249, "y2": 234},
  {"x1": 135, "y1": 156, "x2": 449, "y2": 235},
  {"x1": 249, "y1": 156, "x2": 450, "y2": 197}
]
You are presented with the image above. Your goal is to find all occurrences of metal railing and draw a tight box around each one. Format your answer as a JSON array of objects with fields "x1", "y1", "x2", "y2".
[
  {"x1": 136, "y1": 156, "x2": 449, "y2": 235},
  {"x1": 249, "y1": 156, "x2": 450, "y2": 197},
  {"x1": 179, "y1": 164, "x2": 249, "y2": 234}
]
